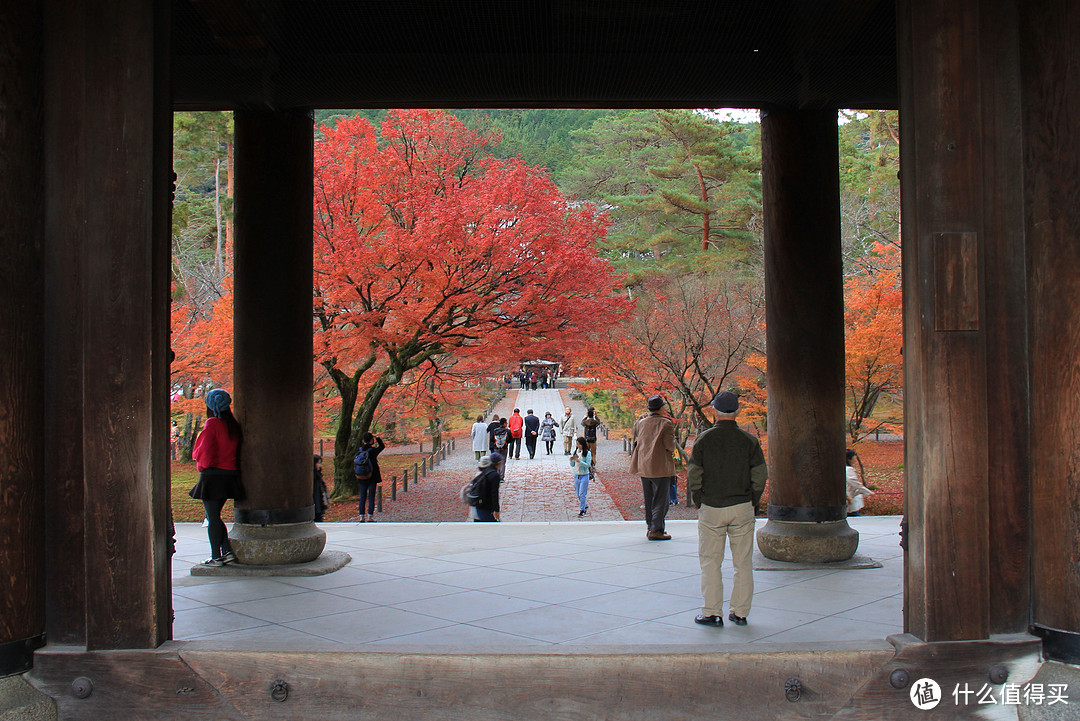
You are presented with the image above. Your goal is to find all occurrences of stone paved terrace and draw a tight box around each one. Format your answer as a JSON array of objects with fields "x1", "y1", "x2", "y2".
[{"x1": 172, "y1": 516, "x2": 903, "y2": 649}]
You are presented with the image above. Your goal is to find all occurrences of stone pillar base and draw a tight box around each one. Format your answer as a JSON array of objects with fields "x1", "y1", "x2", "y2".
[
  {"x1": 756, "y1": 519, "x2": 859, "y2": 563},
  {"x1": 229, "y1": 522, "x2": 326, "y2": 565}
]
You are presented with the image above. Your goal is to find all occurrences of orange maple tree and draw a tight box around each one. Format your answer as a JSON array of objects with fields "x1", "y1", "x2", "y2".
[
  {"x1": 314, "y1": 110, "x2": 626, "y2": 495},
  {"x1": 844, "y1": 245, "x2": 903, "y2": 442}
]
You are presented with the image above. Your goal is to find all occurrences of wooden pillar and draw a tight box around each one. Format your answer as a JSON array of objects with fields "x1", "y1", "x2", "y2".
[
  {"x1": 1022, "y1": 0, "x2": 1080, "y2": 662},
  {"x1": 0, "y1": 0, "x2": 46, "y2": 676},
  {"x1": 75, "y1": 0, "x2": 173, "y2": 650},
  {"x1": 898, "y1": 0, "x2": 1028, "y2": 642},
  {"x1": 756, "y1": 108, "x2": 857, "y2": 563},
  {"x1": 231, "y1": 108, "x2": 323, "y2": 565}
]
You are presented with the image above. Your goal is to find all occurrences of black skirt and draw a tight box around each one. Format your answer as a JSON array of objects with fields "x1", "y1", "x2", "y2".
[{"x1": 189, "y1": 468, "x2": 243, "y2": 501}]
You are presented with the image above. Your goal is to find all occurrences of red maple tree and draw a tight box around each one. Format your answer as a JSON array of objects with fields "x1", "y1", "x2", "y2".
[{"x1": 314, "y1": 110, "x2": 626, "y2": 495}]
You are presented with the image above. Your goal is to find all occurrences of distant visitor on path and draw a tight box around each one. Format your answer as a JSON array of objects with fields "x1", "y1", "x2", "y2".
[
  {"x1": 570, "y1": 437, "x2": 593, "y2": 517},
  {"x1": 492, "y1": 418, "x2": 511, "y2": 456},
  {"x1": 581, "y1": 408, "x2": 601, "y2": 465},
  {"x1": 630, "y1": 395, "x2": 677, "y2": 541},
  {"x1": 355, "y1": 433, "x2": 385, "y2": 523},
  {"x1": 523, "y1": 409, "x2": 541, "y2": 458},
  {"x1": 561, "y1": 406, "x2": 576, "y2": 455},
  {"x1": 470, "y1": 415, "x2": 489, "y2": 461},
  {"x1": 486, "y1": 414, "x2": 502, "y2": 452},
  {"x1": 313, "y1": 454, "x2": 328, "y2": 522},
  {"x1": 540, "y1": 412, "x2": 559, "y2": 455},
  {"x1": 508, "y1": 408, "x2": 525, "y2": 460},
  {"x1": 540, "y1": 371, "x2": 549, "y2": 389},
  {"x1": 189, "y1": 388, "x2": 243, "y2": 567},
  {"x1": 529, "y1": 370, "x2": 539, "y2": 390},
  {"x1": 689, "y1": 391, "x2": 768, "y2": 628},
  {"x1": 846, "y1": 448, "x2": 873, "y2": 516}
]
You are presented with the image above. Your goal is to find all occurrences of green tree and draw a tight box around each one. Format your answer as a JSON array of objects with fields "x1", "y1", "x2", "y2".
[{"x1": 564, "y1": 109, "x2": 762, "y2": 280}]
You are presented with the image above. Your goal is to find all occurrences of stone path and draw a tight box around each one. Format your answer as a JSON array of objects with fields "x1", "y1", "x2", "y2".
[{"x1": 497, "y1": 388, "x2": 623, "y2": 522}]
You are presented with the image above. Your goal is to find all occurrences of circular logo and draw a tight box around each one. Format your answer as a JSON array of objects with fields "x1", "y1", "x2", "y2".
[{"x1": 910, "y1": 678, "x2": 942, "y2": 710}]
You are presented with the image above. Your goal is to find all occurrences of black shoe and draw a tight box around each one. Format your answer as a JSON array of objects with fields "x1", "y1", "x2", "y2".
[
  {"x1": 578, "y1": 509, "x2": 586, "y2": 517},
  {"x1": 695, "y1": 614, "x2": 723, "y2": 627},
  {"x1": 728, "y1": 612, "x2": 748, "y2": 626}
]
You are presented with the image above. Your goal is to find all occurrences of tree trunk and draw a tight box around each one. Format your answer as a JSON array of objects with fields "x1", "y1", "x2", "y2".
[{"x1": 330, "y1": 368, "x2": 396, "y2": 499}]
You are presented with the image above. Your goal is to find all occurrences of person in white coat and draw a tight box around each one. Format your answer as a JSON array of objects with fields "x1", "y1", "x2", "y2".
[
  {"x1": 471, "y1": 415, "x2": 490, "y2": 461},
  {"x1": 560, "y1": 407, "x2": 576, "y2": 455}
]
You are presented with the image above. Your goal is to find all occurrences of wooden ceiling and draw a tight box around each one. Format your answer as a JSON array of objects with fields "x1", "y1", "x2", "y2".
[{"x1": 173, "y1": 0, "x2": 897, "y2": 110}]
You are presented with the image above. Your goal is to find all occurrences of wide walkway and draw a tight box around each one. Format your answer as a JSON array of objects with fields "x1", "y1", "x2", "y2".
[
  {"x1": 498, "y1": 388, "x2": 622, "y2": 522},
  {"x1": 173, "y1": 516, "x2": 903, "y2": 649}
]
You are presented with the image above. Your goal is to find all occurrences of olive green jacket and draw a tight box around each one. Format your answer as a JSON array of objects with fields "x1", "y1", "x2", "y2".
[{"x1": 687, "y1": 420, "x2": 768, "y2": 510}]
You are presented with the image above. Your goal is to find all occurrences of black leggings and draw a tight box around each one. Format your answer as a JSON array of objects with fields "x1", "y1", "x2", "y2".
[{"x1": 202, "y1": 498, "x2": 233, "y2": 559}]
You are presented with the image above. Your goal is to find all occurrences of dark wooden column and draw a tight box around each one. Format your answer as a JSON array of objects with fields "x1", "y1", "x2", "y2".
[
  {"x1": 231, "y1": 108, "x2": 323, "y2": 565},
  {"x1": 898, "y1": 0, "x2": 1029, "y2": 642},
  {"x1": 0, "y1": 0, "x2": 46, "y2": 676},
  {"x1": 756, "y1": 108, "x2": 857, "y2": 563},
  {"x1": 41, "y1": 0, "x2": 174, "y2": 650},
  {"x1": 1022, "y1": 0, "x2": 1080, "y2": 663}
]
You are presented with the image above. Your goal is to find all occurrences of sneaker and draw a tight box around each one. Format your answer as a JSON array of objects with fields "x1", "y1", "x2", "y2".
[
  {"x1": 578, "y1": 509, "x2": 587, "y2": 517},
  {"x1": 647, "y1": 531, "x2": 672, "y2": 541},
  {"x1": 221, "y1": 551, "x2": 237, "y2": 565},
  {"x1": 695, "y1": 614, "x2": 724, "y2": 627},
  {"x1": 201, "y1": 557, "x2": 224, "y2": 567},
  {"x1": 728, "y1": 612, "x2": 748, "y2": 626}
]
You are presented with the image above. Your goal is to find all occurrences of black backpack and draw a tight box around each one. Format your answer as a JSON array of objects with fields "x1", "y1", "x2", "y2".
[
  {"x1": 354, "y1": 447, "x2": 374, "y2": 480},
  {"x1": 584, "y1": 423, "x2": 597, "y2": 442},
  {"x1": 461, "y1": 472, "x2": 484, "y2": 507}
]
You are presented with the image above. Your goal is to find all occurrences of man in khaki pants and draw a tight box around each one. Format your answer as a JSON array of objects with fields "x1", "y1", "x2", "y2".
[{"x1": 688, "y1": 391, "x2": 768, "y2": 627}]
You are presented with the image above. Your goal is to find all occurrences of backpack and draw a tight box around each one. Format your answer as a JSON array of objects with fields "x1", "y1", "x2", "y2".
[
  {"x1": 460, "y1": 472, "x2": 484, "y2": 507},
  {"x1": 493, "y1": 428, "x2": 509, "y2": 449},
  {"x1": 354, "y1": 447, "x2": 374, "y2": 480},
  {"x1": 584, "y1": 422, "x2": 597, "y2": 442}
]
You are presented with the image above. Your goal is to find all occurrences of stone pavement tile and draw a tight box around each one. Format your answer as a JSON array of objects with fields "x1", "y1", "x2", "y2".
[
  {"x1": 560, "y1": 588, "x2": 701, "y2": 621},
  {"x1": 284, "y1": 606, "x2": 453, "y2": 644},
  {"x1": 757, "y1": 616, "x2": 902, "y2": 644},
  {"x1": 190, "y1": 624, "x2": 345, "y2": 649},
  {"x1": 324, "y1": 577, "x2": 464, "y2": 605},
  {"x1": 173, "y1": 606, "x2": 271, "y2": 639},
  {"x1": 833, "y1": 595, "x2": 904, "y2": 626},
  {"x1": 414, "y1": 566, "x2": 544, "y2": 590},
  {"x1": 221, "y1": 590, "x2": 374, "y2": 624},
  {"x1": 172, "y1": 578, "x2": 308, "y2": 605},
  {"x1": 561, "y1": 564, "x2": 690, "y2": 590},
  {"x1": 485, "y1": 576, "x2": 624, "y2": 604},
  {"x1": 275, "y1": 566, "x2": 399, "y2": 590},
  {"x1": 473, "y1": 604, "x2": 637, "y2": 644},
  {"x1": 492, "y1": 556, "x2": 609, "y2": 577},
  {"x1": 368, "y1": 623, "x2": 546, "y2": 648},
  {"x1": 565, "y1": 619, "x2": 735, "y2": 646},
  {"x1": 752, "y1": 585, "x2": 887, "y2": 616},
  {"x1": 395, "y1": 589, "x2": 547, "y2": 623}
]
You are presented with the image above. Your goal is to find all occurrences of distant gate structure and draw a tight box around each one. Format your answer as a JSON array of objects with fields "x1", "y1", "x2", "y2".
[{"x1": 2, "y1": 0, "x2": 1078, "y2": 717}]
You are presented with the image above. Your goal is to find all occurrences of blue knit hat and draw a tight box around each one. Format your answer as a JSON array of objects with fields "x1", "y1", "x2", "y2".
[{"x1": 206, "y1": 388, "x2": 232, "y2": 416}]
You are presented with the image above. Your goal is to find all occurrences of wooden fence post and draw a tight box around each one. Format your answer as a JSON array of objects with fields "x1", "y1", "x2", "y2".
[
  {"x1": 421, "y1": 458, "x2": 427, "y2": 476},
  {"x1": 403, "y1": 469, "x2": 408, "y2": 492},
  {"x1": 391, "y1": 475, "x2": 397, "y2": 501},
  {"x1": 414, "y1": 462, "x2": 419, "y2": 482},
  {"x1": 377, "y1": 486, "x2": 383, "y2": 512}
]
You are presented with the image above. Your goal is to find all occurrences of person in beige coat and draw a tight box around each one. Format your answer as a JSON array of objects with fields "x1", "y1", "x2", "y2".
[{"x1": 629, "y1": 395, "x2": 678, "y2": 540}]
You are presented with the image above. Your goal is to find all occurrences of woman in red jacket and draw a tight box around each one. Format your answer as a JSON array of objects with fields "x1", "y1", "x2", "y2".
[{"x1": 190, "y1": 388, "x2": 243, "y2": 566}]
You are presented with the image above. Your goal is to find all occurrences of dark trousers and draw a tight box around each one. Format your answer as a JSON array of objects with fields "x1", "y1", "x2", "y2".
[
  {"x1": 508, "y1": 436, "x2": 522, "y2": 458},
  {"x1": 358, "y1": 482, "x2": 378, "y2": 515},
  {"x1": 642, "y1": 476, "x2": 674, "y2": 533},
  {"x1": 202, "y1": 498, "x2": 233, "y2": 559},
  {"x1": 544, "y1": 440, "x2": 555, "y2": 454},
  {"x1": 525, "y1": 437, "x2": 538, "y2": 458},
  {"x1": 474, "y1": 508, "x2": 498, "y2": 522}
]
